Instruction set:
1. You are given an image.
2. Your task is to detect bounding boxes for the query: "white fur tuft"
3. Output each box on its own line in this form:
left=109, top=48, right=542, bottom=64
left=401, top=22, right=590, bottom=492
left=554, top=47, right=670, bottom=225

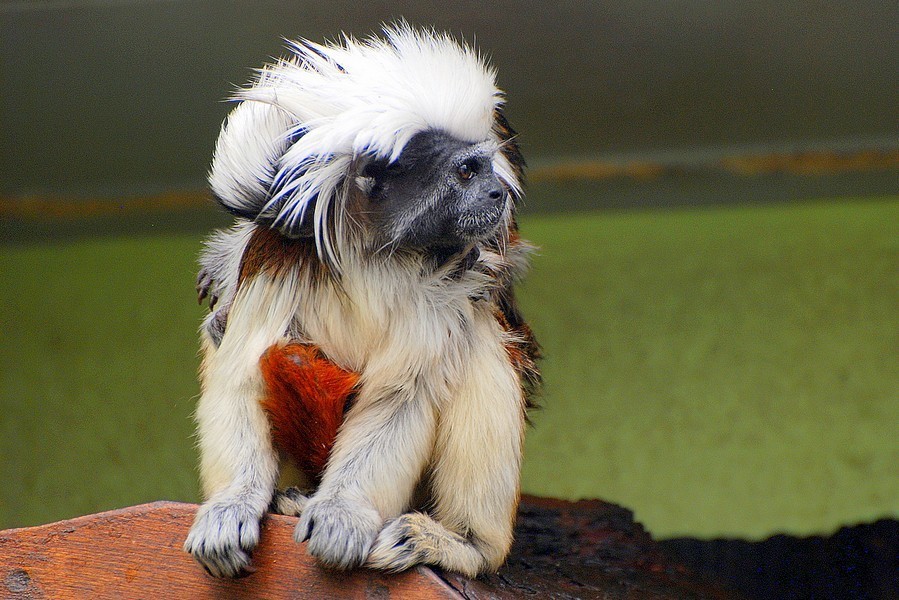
left=208, top=24, right=515, bottom=272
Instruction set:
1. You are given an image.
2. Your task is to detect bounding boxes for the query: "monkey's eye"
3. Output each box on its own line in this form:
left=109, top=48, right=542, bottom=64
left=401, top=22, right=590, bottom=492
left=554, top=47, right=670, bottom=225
left=457, top=160, right=478, bottom=181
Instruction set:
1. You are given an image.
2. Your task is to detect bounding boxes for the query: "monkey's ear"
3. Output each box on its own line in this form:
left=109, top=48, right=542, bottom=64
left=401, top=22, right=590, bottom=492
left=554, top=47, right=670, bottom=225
left=355, top=158, right=390, bottom=199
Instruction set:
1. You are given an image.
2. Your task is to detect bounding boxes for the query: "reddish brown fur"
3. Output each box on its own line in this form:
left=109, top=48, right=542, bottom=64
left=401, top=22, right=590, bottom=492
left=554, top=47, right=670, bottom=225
left=259, top=344, right=359, bottom=481
left=239, top=226, right=324, bottom=286
left=492, top=108, right=525, bottom=185
left=495, top=307, right=541, bottom=410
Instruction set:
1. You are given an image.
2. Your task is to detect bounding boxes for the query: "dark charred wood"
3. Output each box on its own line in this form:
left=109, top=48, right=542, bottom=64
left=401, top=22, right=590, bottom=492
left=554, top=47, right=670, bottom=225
left=659, top=519, right=899, bottom=600
left=0, top=496, right=744, bottom=599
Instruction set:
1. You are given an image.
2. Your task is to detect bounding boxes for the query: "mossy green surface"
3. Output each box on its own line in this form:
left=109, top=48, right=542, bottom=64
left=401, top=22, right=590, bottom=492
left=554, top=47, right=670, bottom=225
left=1, top=235, right=205, bottom=528
left=2, top=198, right=897, bottom=538
left=517, top=198, right=898, bottom=538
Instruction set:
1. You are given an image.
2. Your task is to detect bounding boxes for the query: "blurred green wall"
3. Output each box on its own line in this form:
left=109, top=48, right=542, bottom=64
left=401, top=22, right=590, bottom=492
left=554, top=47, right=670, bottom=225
left=1, top=1, right=896, bottom=199
left=2, top=199, right=897, bottom=536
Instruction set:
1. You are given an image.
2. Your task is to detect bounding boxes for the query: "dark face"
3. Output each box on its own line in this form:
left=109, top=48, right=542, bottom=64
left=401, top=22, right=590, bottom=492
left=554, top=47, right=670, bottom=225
left=359, top=129, right=508, bottom=260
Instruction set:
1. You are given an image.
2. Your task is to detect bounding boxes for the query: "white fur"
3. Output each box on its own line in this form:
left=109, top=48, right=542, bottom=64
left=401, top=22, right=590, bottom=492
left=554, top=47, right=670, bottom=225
left=187, top=24, right=532, bottom=579
left=184, top=272, right=298, bottom=575
left=208, top=102, right=294, bottom=216
left=290, top=238, right=526, bottom=575
left=207, top=24, right=521, bottom=271
left=364, top=296, right=525, bottom=575
left=187, top=226, right=528, bottom=576
left=294, top=240, right=525, bottom=575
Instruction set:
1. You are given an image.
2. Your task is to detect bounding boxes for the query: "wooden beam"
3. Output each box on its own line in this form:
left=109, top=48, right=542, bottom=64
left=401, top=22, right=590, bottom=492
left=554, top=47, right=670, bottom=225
left=0, top=497, right=738, bottom=599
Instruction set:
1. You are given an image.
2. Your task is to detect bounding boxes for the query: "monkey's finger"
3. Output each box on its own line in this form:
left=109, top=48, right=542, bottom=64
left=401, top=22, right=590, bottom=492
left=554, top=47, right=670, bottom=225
left=295, top=516, right=314, bottom=543
left=236, top=518, right=261, bottom=551
left=234, top=563, right=257, bottom=578
left=200, top=547, right=253, bottom=578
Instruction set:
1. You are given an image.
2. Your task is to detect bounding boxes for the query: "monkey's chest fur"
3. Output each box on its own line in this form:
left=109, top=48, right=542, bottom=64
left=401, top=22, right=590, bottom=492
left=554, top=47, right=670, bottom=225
left=242, top=226, right=514, bottom=483
left=259, top=343, right=357, bottom=481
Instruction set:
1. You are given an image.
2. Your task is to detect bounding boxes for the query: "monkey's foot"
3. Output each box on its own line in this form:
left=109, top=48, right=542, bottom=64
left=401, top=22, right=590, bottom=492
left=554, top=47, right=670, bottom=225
left=270, top=486, right=309, bottom=516
left=294, top=495, right=381, bottom=570
left=184, top=499, right=264, bottom=577
left=366, top=512, right=487, bottom=577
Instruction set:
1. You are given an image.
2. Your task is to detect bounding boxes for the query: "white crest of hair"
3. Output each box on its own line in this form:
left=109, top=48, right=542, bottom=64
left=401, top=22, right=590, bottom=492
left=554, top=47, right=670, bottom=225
left=250, top=24, right=500, bottom=157
left=207, top=100, right=294, bottom=217
left=208, top=22, right=517, bottom=273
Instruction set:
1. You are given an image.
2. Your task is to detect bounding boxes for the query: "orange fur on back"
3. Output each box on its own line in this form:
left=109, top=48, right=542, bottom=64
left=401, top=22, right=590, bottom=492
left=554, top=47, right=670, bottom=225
left=259, top=343, right=359, bottom=480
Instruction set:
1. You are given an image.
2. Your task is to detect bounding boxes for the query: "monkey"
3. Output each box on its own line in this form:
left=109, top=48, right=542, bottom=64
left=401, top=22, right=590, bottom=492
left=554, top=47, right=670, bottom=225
left=183, top=24, right=540, bottom=579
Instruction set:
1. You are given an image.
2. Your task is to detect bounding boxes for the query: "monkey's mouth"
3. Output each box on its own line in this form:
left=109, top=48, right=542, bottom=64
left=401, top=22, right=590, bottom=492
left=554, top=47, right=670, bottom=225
left=456, top=198, right=507, bottom=241
left=394, top=194, right=508, bottom=259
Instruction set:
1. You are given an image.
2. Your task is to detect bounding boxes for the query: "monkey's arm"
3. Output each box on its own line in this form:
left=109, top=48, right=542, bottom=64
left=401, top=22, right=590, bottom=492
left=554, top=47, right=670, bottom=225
left=367, top=310, right=526, bottom=576
left=295, top=356, right=438, bottom=570
left=184, top=272, right=298, bottom=577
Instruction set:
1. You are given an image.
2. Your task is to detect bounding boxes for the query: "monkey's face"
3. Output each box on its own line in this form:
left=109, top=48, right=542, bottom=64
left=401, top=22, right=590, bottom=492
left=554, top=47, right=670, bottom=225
left=357, top=129, right=508, bottom=261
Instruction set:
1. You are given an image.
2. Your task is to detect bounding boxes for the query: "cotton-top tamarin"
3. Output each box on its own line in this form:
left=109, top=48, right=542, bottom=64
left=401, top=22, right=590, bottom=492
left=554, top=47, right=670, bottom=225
left=184, top=24, right=540, bottom=578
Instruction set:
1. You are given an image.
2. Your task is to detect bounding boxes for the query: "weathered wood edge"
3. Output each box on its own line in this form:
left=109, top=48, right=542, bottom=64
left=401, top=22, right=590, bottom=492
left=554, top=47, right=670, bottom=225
left=0, top=501, right=458, bottom=599
left=0, top=497, right=741, bottom=600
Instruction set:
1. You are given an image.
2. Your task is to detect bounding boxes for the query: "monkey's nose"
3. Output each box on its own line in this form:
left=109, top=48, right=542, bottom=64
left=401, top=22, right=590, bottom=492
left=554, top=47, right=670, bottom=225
left=487, top=186, right=503, bottom=200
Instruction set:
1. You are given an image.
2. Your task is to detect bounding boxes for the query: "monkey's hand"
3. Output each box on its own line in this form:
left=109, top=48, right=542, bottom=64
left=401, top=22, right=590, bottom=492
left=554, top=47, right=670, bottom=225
left=294, top=494, right=382, bottom=570
left=196, top=267, right=218, bottom=308
left=183, top=498, right=264, bottom=577
left=366, top=512, right=487, bottom=577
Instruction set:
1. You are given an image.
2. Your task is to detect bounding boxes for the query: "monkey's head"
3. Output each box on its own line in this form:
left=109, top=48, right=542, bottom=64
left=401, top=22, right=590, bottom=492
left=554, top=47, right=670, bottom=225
left=356, top=129, right=509, bottom=261
left=208, top=23, right=524, bottom=273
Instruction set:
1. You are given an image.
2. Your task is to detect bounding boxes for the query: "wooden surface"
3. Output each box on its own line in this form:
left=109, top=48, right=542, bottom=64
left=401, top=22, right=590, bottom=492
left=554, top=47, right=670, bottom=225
left=0, top=502, right=453, bottom=599
left=453, top=496, right=737, bottom=599
left=0, top=496, right=737, bottom=599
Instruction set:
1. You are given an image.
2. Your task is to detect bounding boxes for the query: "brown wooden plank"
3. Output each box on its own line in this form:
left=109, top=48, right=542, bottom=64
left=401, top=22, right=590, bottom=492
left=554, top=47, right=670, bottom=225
left=440, top=496, right=741, bottom=600
left=0, top=497, right=741, bottom=599
left=0, top=501, right=458, bottom=599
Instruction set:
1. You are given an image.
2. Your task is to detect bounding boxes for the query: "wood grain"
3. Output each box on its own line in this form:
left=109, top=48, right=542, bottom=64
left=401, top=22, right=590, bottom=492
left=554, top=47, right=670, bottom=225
left=0, top=497, right=739, bottom=599
left=0, top=501, right=455, bottom=599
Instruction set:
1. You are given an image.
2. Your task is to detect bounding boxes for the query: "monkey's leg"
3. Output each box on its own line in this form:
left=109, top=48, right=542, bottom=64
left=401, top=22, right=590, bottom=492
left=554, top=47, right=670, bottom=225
left=184, top=273, right=298, bottom=577
left=367, top=318, right=526, bottom=577
left=295, top=378, right=438, bottom=570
